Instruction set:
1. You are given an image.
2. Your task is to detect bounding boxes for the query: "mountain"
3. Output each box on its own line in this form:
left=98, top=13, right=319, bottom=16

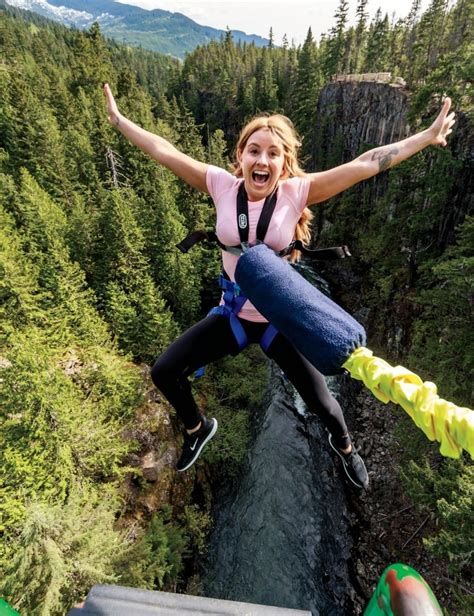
left=3, top=0, right=269, bottom=58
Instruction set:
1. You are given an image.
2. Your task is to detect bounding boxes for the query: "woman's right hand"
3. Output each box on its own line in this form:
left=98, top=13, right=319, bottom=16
left=103, top=83, right=121, bottom=127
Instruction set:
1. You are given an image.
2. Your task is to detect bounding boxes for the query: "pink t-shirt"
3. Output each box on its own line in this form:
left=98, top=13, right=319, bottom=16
left=206, top=165, right=311, bottom=322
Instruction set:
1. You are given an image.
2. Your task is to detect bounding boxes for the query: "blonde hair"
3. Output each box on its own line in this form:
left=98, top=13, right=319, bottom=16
left=233, top=114, right=313, bottom=262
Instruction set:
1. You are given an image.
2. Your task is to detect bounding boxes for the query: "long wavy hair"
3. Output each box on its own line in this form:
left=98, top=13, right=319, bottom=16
left=233, top=114, right=312, bottom=262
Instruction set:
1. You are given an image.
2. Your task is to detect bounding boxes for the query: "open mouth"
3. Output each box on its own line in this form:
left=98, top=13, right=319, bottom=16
left=252, top=170, right=270, bottom=186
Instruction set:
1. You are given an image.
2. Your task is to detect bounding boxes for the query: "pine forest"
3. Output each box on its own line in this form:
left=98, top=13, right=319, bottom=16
left=0, top=0, right=472, bottom=614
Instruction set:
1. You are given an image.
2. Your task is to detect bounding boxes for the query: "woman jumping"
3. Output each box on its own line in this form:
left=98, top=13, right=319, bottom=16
left=104, top=83, right=455, bottom=489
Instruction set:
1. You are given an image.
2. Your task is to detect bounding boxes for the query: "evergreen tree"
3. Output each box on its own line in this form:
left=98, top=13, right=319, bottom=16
left=411, top=0, right=450, bottom=80
left=70, top=24, right=113, bottom=96
left=353, top=0, right=369, bottom=72
left=324, top=0, right=350, bottom=77
left=2, top=486, right=127, bottom=615
left=409, top=215, right=474, bottom=402
left=364, top=10, right=391, bottom=72
left=162, top=96, right=210, bottom=230
left=341, top=27, right=356, bottom=74
left=237, top=76, right=257, bottom=121
left=447, top=0, right=472, bottom=49
left=131, top=167, right=206, bottom=326
left=402, top=454, right=473, bottom=616
left=273, top=40, right=294, bottom=111
left=401, top=0, right=422, bottom=81
left=0, top=198, right=47, bottom=339
left=119, top=506, right=189, bottom=591
left=29, top=107, right=77, bottom=207
left=1, top=70, right=41, bottom=178
left=12, top=170, right=110, bottom=347
left=292, top=28, right=322, bottom=166
left=96, top=188, right=177, bottom=360
left=255, top=48, right=279, bottom=111
left=268, top=27, right=274, bottom=50
left=388, top=16, right=406, bottom=75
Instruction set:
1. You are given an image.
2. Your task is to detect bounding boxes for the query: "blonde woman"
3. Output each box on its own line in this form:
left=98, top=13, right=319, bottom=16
left=104, top=84, right=455, bottom=487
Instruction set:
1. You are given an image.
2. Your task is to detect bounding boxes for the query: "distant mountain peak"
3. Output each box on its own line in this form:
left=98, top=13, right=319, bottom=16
left=4, top=0, right=269, bottom=58
left=5, top=1, right=94, bottom=24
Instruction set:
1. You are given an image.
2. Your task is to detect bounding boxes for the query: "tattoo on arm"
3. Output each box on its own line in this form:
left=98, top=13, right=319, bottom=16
left=371, top=148, right=399, bottom=172
left=114, top=116, right=120, bottom=128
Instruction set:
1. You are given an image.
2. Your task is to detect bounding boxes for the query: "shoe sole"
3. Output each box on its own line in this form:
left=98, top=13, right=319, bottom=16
left=177, top=418, right=218, bottom=472
left=328, top=433, right=365, bottom=489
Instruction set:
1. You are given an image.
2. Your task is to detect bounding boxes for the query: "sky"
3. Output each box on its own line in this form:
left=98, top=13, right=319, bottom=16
left=117, top=0, right=430, bottom=46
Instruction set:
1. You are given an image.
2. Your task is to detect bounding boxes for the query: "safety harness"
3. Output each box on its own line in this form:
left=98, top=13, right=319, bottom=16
left=177, top=181, right=351, bottom=370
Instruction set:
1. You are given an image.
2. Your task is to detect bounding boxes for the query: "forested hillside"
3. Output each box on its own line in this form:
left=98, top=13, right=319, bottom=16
left=0, top=0, right=472, bottom=614
left=4, top=0, right=269, bottom=58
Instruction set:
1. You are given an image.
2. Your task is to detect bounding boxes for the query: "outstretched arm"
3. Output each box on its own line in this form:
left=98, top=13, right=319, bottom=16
left=306, top=98, right=456, bottom=205
left=104, top=83, right=209, bottom=193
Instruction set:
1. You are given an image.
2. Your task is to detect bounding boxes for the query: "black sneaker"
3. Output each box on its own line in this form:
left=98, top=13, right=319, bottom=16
left=328, top=434, right=369, bottom=489
left=176, top=417, right=218, bottom=472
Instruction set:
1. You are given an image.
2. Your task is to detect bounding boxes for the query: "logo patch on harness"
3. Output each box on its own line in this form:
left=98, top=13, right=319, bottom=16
left=238, top=214, right=248, bottom=229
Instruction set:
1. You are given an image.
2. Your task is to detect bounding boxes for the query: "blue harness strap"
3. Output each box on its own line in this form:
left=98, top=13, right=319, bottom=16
left=209, top=275, right=249, bottom=351
left=194, top=276, right=249, bottom=378
left=194, top=275, right=279, bottom=378
left=259, top=323, right=279, bottom=352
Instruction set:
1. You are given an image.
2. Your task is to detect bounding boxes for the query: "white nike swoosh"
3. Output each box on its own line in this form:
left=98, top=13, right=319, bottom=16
left=190, top=438, right=199, bottom=451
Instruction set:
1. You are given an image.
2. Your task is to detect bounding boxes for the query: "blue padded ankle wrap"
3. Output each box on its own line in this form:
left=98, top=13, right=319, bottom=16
left=234, top=244, right=366, bottom=375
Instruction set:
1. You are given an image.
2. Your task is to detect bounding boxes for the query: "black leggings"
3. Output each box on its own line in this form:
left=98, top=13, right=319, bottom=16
left=151, top=314, right=351, bottom=450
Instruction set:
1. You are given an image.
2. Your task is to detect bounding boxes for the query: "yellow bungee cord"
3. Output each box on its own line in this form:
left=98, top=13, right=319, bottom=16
left=343, top=347, right=473, bottom=459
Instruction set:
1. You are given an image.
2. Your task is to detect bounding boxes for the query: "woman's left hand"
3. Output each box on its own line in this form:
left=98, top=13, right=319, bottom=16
left=428, top=97, right=456, bottom=147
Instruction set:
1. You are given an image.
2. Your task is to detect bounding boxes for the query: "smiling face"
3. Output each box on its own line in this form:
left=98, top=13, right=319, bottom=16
left=237, top=128, right=286, bottom=201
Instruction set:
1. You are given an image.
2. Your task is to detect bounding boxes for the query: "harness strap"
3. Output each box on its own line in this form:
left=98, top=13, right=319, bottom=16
left=194, top=277, right=279, bottom=377
left=194, top=276, right=248, bottom=378
left=176, top=230, right=226, bottom=253
left=259, top=323, right=279, bottom=352
left=279, top=241, right=352, bottom=260
left=237, top=182, right=278, bottom=248
left=211, top=275, right=249, bottom=351
left=177, top=231, right=350, bottom=261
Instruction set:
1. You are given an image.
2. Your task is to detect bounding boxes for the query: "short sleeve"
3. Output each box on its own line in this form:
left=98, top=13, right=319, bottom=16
left=206, top=165, right=237, bottom=203
left=282, top=175, right=311, bottom=214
